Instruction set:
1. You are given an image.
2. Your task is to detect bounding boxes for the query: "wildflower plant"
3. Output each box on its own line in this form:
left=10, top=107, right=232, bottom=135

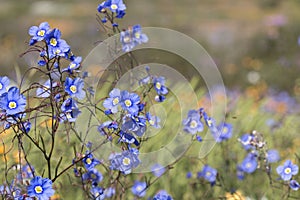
left=0, top=0, right=299, bottom=199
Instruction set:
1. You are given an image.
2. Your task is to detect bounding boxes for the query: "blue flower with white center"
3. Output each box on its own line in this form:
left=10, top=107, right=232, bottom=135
left=83, top=151, right=101, bottom=170
left=120, top=90, right=140, bottom=115
left=0, top=87, right=26, bottom=115
left=27, top=176, right=55, bottom=200
left=65, top=56, right=82, bottom=73
left=90, top=187, right=104, bottom=199
left=155, top=95, right=166, bottom=102
left=146, top=112, right=161, bottom=128
left=151, top=163, right=165, bottom=177
left=182, top=110, right=203, bottom=134
left=110, top=0, right=126, bottom=12
left=198, top=165, right=217, bottom=184
left=109, top=150, right=140, bottom=174
left=153, top=76, right=168, bottom=96
left=82, top=168, right=103, bottom=186
left=212, top=123, right=232, bottom=142
left=239, top=153, right=258, bottom=174
left=64, top=77, right=86, bottom=100
left=98, top=121, right=118, bottom=136
left=131, top=181, right=147, bottom=197
left=266, top=149, right=280, bottom=163
left=60, top=98, right=81, bottom=122
left=36, top=79, right=58, bottom=98
left=203, top=112, right=216, bottom=129
left=28, top=22, right=50, bottom=43
left=290, top=180, right=300, bottom=191
left=276, top=160, right=299, bottom=181
left=103, top=88, right=121, bottom=113
left=45, top=28, right=70, bottom=58
left=0, top=76, right=9, bottom=95
left=153, top=190, right=173, bottom=200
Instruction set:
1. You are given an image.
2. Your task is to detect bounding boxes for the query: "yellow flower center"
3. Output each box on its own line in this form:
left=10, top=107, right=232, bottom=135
left=222, top=127, right=228, bottom=133
left=285, top=167, right=291, bottom=174
left=8, top=101, right=17, bottom=109
left=136, top=185, right=143, bottom=191
left=155, top=82, right=161, bottom=90
left=55, top=49, right=61, bottom=54
left=69, top=63, right=76, bottom=69
left=70, top=85, right=77, bottom=93
left=86, top=158, right=92, bottom=165
left=0, top=83, right=2, bottom=90
left=125, top=99, right=132, bottom=107
left=50, top=38, right=57, bottom=46
left=207, top=119, right=212, bottom=127
left=206, top=171, right=211, bottom=177
left=111, top=4, right=118, bottom=10
left=112, top=97, right=119, bottom=105
left=122, top=157, right=131, bottom=166
left=135, top=32, right=140, bottom=39
left=149, top=119, right=155, bottom=125
left=123, top=36, right=131, bottom=43
left=34, top=185, right=43, bottom=194
left=246, top=162, right=252, bottom=169
left=37, top=30, right=45, bottom=37
left=190, top=120, right=197, bottom=128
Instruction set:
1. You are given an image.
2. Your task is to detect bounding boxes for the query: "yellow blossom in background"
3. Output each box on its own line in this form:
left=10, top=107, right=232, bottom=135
left=225, top=191, right=246, bottom=200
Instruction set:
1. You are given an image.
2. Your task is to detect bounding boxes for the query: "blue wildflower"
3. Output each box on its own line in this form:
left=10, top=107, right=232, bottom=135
left=82, top=168, right=103, bottom=186
left=20, top=121, right=31, bottom=133
left=120, top=25, right=148, bottom=52
left=290, top=180, right=300, bottom=191
left=65, top=56, right=82, bottom=73
left=109, top=150, right=140, bottom=174
left=103, top=187, right=115, bottom=198
left=64, top=77, right=86, bottom=100
left=239, top=153, right=257, bottom=174
left=153, top=76, right=168, bottom=96
left=266, top=149, right=280, bottom=163
left=45, top=28, right=70, bottom=58
left=109, top=0, right=126, bottom=13
left=186, top=172, right=192, bottom=179
left=198, top=165, right=217, bottom=184
left=27, top=176, right=55, bottom=200
left=196, top=135, right=202, bottom=142
left=83, top=151, right=101, bottom=170
left=0, top=87, right=26, bottom=115
left=276, top=160, right=299, bottom=181
left=28, top=22, right=50, bottom=43
left=60, top=98, right=81, bottom=122
left=122, top=115, right=146, bottom=137
left=182, top=110, right=203, bottom=134
left=120, top=90, right=140, bottom=115
left=131, top=181, right=147, bottom=197
left=119, top=131, right=140, bottom=146
left=146, top=112, right=161, bottom=128
left=0, top=76, right=10, bottom=95
left=203, top=112, right=216, bottom=129
left=155, top=95, right=166, bottom=102
left=212, top=123, right=232, bottom=142
left=103, top=88, right=121, bottom=113
left=151, top=163, right=165, bottom=177
left=153, top=190, right=173, bottom=200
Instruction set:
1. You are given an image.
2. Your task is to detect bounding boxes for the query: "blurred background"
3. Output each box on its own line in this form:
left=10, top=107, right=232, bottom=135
left=1, top=0, right=300, bottom=92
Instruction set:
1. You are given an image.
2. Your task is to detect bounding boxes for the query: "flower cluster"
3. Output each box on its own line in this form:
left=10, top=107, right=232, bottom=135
left=277, top=160, right=300, bottom=191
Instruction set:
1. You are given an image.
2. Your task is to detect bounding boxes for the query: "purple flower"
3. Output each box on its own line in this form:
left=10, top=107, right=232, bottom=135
left=151, top=163, right=165, bottom=177
left=45, top=28, right=70, bottom=58
left=290, top=180, right=300, bottom=191
left=212, top=123, right=232, bottom=142
left=239, top=153, right=257, bottom=174
left=120, top=90, right=140, bottom=115
left=0, top=87, right=26, bottom=115
left=153, top=190, right=173, bottom=200
left=0, top=76, right=10, bottom=95
left=266, top=149, right=280, bottom=163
